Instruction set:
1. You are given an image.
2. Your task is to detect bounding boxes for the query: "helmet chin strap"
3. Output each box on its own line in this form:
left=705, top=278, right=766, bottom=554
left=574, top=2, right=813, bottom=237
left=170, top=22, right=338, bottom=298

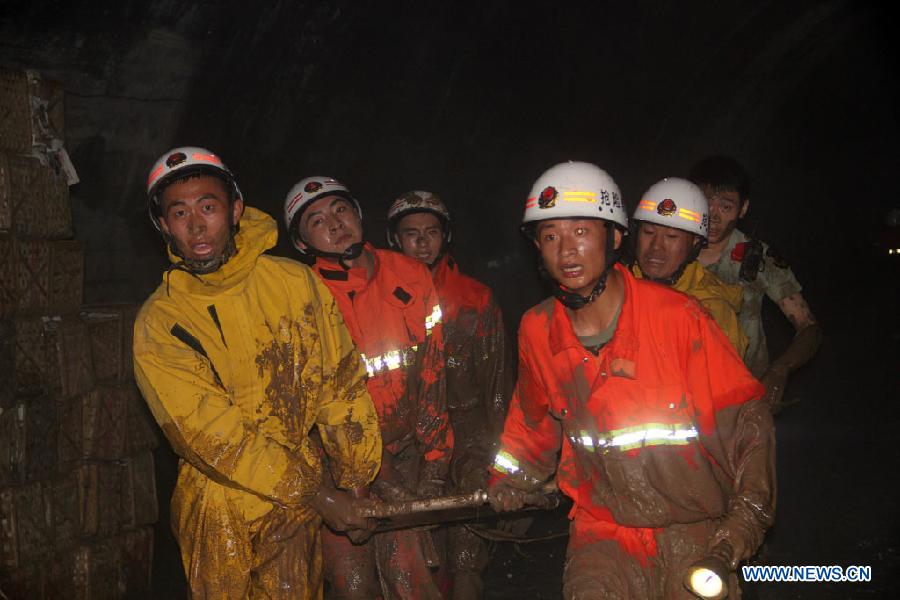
left=547, top=222, right=621, bottom=311
left=164, top=219, right=240, bottom=276
left=553, top=269, right=610, bottom=309
left=298, top=240, right=366, bottom=270
left=641, top=240, right=703, bottom=287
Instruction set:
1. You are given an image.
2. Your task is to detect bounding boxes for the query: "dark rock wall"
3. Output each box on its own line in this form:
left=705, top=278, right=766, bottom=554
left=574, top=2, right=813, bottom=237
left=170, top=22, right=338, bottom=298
left=1, top=0, right=895, bottom=326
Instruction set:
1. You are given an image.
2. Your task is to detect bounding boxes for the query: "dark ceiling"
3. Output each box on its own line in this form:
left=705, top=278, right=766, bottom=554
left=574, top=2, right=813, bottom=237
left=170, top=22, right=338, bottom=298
left=1, top=0, right=896, bottom=322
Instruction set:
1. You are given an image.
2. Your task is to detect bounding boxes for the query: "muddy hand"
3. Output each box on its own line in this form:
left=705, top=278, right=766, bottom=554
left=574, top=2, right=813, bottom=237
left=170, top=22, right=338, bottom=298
left=487, top=481, right=531, bottom=512
left=313, top=484, right=375, bottom=538
left=760, top=365, right=788, bottom=414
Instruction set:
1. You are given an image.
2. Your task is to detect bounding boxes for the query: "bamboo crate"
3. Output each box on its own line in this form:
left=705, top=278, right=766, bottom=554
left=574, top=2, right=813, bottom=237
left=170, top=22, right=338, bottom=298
left=0, top=481, right=53, bottom=570
left=0, top=402, right=22, bottom=485
left=0, top=561, right=44, bottom=599
left=49, top=471, right=81, bottom=552
left=13, top=238, right=83, bottom=315
left=81, top=309, right=123, bottom=383
left=12, top=315, right=95, bottom=398
left=121, top=451, right=158, bottom=528
left=11, top=315, right=55, bottom=397
left=0, top=320, right=12, bottom=409
left=72, top=537, right=123, bottom=600
left=83, top=303, right=140, bottom=381
left=0, top=152, right=71, bottom=238
left=0, top=68, right=65, bottom=154
left=77, top=461, right=126, bottom=538
left=0, top=237, right=15, bottom=320
left=124, top=382, right=159, bottom=455
left=121, top=526, right=154, bottom=594
left=20, top=395, right=58, bottom=482
left=58, top=385, right=127, bottom=464
left=0, top=396, right=58, bottom=484
left=49, top=315, right=95, bottom=399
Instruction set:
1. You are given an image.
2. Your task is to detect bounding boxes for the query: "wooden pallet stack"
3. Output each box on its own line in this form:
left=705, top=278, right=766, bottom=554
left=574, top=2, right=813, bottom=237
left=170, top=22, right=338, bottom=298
left=0, top=68, right=159, bottom=599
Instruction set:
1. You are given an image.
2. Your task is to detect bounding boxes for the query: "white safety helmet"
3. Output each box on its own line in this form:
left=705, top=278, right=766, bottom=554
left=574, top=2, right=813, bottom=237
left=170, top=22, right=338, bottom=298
left=283, top=176, right=362, bottom=251
left=523, top=161, right=628, bottom=230
left=633, top=177, right=709, bottom=239
left=386, top=190, right=451, bottom=248
left=146, top=146, right=240, bottom=232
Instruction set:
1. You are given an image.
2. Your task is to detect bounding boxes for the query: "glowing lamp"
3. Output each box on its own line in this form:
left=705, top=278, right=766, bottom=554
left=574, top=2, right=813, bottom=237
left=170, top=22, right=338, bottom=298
left=684, top=556, right=729, bottom=599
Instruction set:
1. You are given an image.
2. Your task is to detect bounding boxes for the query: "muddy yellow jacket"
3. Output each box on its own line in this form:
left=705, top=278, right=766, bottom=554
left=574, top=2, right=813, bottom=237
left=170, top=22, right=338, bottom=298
left=633, top=261, right=749, bottom=357
left=134, top=207, right=381, bottom=522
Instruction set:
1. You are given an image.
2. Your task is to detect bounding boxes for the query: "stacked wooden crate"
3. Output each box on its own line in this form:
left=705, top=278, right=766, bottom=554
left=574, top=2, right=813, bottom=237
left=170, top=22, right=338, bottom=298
left=0, top=68, right=159, bottom=599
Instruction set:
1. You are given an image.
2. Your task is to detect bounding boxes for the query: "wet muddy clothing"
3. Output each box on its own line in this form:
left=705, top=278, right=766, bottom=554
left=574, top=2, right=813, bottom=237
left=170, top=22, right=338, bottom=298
left=312, top=243, right=451, bottom=600
left=563, top=509, right=741, bottom=599
left=134, top=207, right=381, bottom=599
left=704, top=228, right=803, bottom=377
left=632, top=260, right=749, bottom=357
left=432, top=255, right=510, bottom=492
left=492, top=264, right=775, bottom=589
left=431, top=255, right=512, bottom=599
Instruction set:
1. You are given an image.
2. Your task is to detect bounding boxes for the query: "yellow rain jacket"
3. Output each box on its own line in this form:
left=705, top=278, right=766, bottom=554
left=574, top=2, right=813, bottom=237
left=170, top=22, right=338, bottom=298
left=134, top=207, right=381, bottom=598
left=633, top=261, right=749, bottom=357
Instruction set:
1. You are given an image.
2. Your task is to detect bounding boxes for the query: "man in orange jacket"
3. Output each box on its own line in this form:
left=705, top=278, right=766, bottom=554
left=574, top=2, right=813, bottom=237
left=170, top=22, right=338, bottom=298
left=488, top=162, right=776, bottom=598
left=284, top=177, right=453, bottom=600
left=387, top=191, right=512, bottom=599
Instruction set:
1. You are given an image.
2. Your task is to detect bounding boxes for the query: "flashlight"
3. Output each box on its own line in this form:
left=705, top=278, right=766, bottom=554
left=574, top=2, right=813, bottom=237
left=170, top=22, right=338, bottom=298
left=684, top=555, right=729, bottom=599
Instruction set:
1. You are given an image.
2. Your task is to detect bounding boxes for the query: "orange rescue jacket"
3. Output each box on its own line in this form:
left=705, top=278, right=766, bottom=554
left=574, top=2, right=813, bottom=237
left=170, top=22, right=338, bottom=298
left=493, top=264, right=774, bottom=560
left=313, top=243, right=453, bottom=470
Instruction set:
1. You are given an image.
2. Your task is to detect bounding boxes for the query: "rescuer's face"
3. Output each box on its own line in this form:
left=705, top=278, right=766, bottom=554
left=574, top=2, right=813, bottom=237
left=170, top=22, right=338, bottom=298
left=635, top=221, right=699, bottom=280
left=703, top=186, right=748, bottom=245
left=159, top=175, right=242, bottom=262
left=299, top=195, right=363, bottom=254
left=534, top=218, right=621, bottom=296
left=396, top=212, right=443, bottom=266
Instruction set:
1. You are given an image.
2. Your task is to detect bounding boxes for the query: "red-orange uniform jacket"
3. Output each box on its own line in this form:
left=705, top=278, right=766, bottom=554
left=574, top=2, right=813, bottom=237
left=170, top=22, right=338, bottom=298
left=313, top=243, right=453, bottom=474
left=493, top=263, right=775, bottom=564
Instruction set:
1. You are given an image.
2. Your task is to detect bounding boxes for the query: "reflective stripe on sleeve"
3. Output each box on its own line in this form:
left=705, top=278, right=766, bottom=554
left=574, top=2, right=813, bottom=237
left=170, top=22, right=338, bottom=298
left=492, top=450, right=521, bottom=475
left=425, top=304, right=443, bottom=335
left=569, top=423, right=699, bottom=452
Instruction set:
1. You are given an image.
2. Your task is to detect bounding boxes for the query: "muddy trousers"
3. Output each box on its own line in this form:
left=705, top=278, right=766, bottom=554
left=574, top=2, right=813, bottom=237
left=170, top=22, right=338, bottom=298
left=172, top=479, right=323, bottom=599
left=322, top=525, right=444, bottom=600
left=444, top=524, right=490, bottom=599
left=562, top=515, right=740, bottom=600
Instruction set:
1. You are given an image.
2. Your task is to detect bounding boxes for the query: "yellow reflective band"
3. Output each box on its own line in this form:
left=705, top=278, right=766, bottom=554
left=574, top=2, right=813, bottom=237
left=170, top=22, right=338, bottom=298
left=677, top=208, right=701, bottom=223
left=638, top=199, right=657, bottom=211
left=569, top=423, right=698, bottom=452
left=563, top=190, right=598, bottom=203
left=424, top=304, right=443, bottom=335
left=360, top=345, right=418, bottom=377
left=492, top=450, right=520, bottom=475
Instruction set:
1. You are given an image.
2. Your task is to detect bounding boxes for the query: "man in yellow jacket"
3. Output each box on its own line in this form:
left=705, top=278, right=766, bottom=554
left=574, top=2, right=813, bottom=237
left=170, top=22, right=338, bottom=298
left=134, top=147, right=382, bottom=599
left=629, top=177, right=748, bottom=356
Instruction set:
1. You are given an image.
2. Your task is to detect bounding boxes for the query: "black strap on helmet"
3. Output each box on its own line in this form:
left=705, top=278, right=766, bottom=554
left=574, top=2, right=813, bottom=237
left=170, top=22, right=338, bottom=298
left=296, top=241, right=366, bottom=270
left=546, top=221, right=622, bottom=310
left=628, top=220, right=706, bottom=286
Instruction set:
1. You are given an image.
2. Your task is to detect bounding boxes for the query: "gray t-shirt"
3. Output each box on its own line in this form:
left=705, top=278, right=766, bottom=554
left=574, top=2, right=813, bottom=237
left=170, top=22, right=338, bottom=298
left=704, top=228, right=802, bottom=377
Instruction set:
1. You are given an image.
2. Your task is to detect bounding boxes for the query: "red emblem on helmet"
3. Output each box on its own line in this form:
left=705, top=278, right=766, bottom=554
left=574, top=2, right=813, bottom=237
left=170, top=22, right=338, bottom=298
left=538, top=186, right=558, bottom=209
left=304, top=181, right=323, bottom=193
left=165, top=152, right=187, bottom=168
left=657, top=198, right=677, bottom=216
